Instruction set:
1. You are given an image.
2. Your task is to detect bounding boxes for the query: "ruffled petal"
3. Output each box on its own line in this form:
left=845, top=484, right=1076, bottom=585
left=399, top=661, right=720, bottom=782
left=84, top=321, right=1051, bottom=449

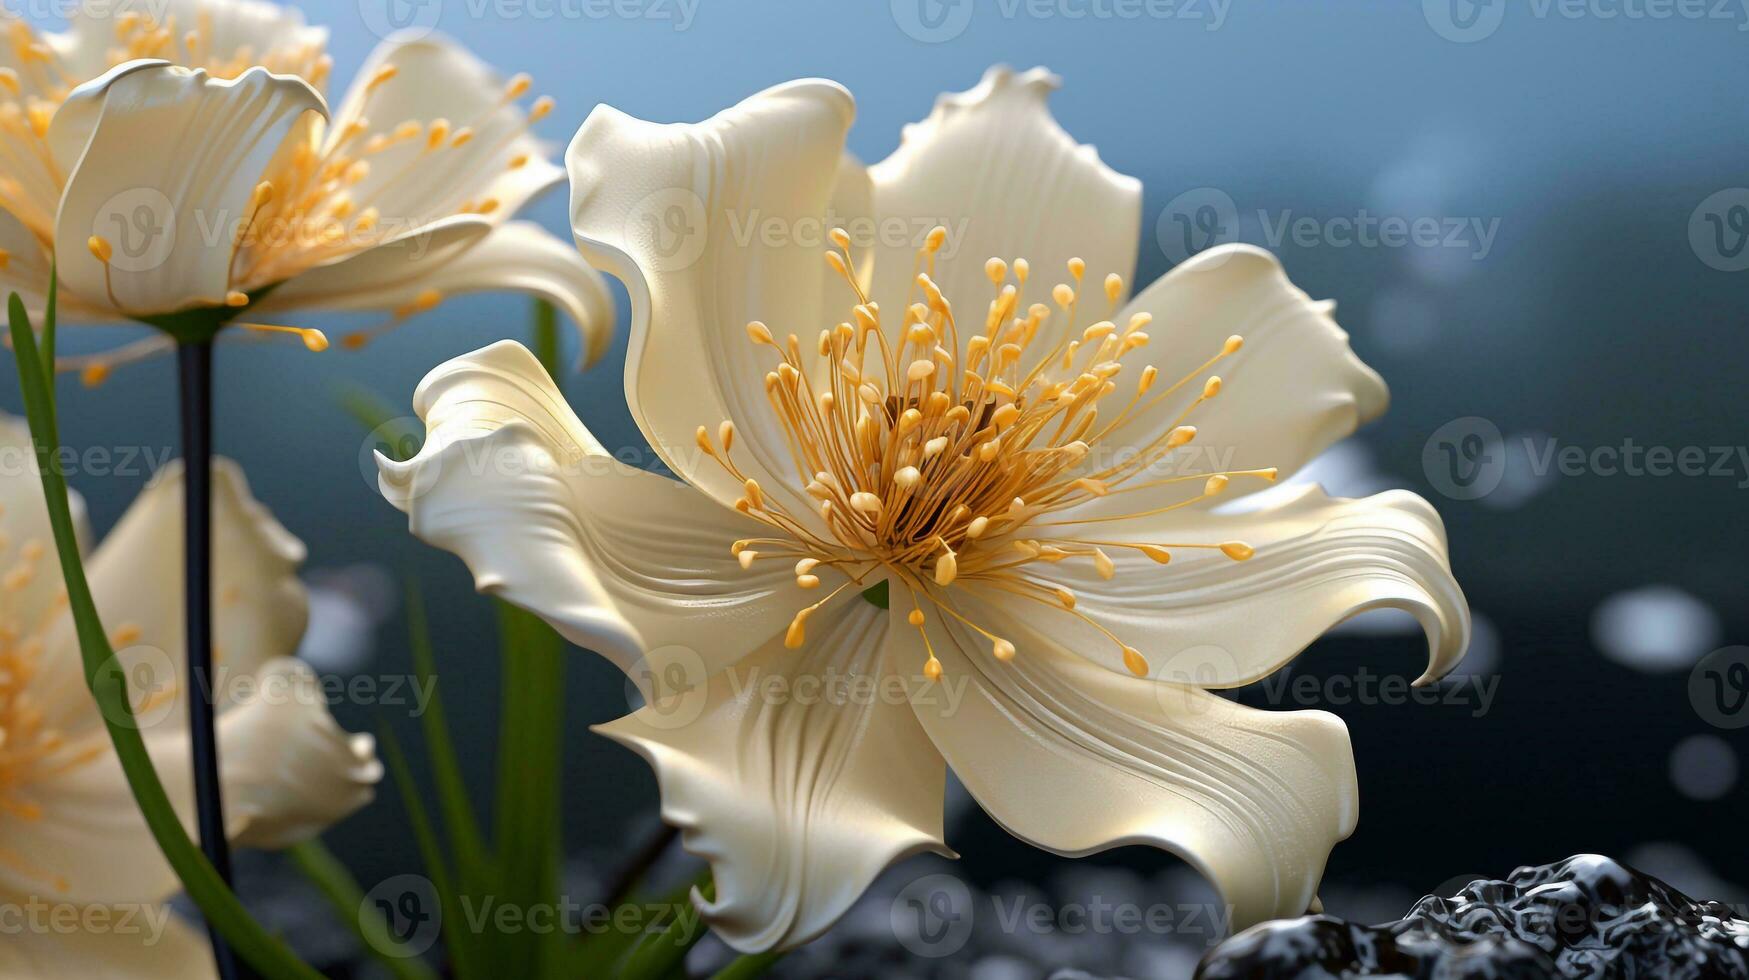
left=596, top=597, right=948, bottom=952
left=1067, top=245, right=1388, bottom=521
left=58, top=0, right=328, bottom=85
left=378, top=340, right=821, bottom=685
left=29, top=458, right=307, bottom=738
left=567, top=79, right=855, bottom=517
left=866, top=66, right=1141, bottom=340
left=0, top=660, right=378, bottom=905
left=890, top=598, right=1356, bottom=931
left=1006, top=486, right=1469, bottom=686
left=50, top=61, right=327, bottom=316
left=264, top=221, right=614, bottom=367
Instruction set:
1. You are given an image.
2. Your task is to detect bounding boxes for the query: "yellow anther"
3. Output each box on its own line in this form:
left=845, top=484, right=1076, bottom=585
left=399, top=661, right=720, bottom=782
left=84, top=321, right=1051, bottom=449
left=1054, top=587, right=1077, bottom=610
left=509, top=153, right=530, bottom=169
left=0, top=249, right=10, bottom=270
left=824, top=250, right=850, bottom=279
left=1220, top=541, right=1255, bottom=561
left=505, top=72, right=532, bottom=99
left=1068, top=257, right=1085, bottom=280
left=908, top=608, right=926, bottom=627
left=1140, top=545, right=1172, bottom=564
left=923, top=656, right=943, bottom=681
left=992, top=637, right=1016, bottom=662
left=934, top=551, right=957, bottom=587
left=695, top=425, right=715, bottom=458
left=746, top=320, right=774, bottom=345
left=895, top=466, right=922, bottom=489
left=1052, top=283, right=1075, bottom=308
left=907, top=359, right=936, bottom=382
left=1202, top=376, right=1223, bottom=399
left=111, top=624, right=142, bottom=646
left=718, top=420, right=736, bottom=452
left=1137, top=365, right=1158, bottom=394
left=225, top=291, right=249, bottom=307
left=1104, top=273, right=1123, bottom=305
left=850, top=492, right=882, bottom=516
left=426, top=119, right=451, bottom=148
left=250, top=181, right=275, bottom=207
left=87, top=236, right=113, bottom=264
left=785, top=607, right=811, bottom=648
left=529, top=96, right=555, bottom=121
left=796, top=558, right=820, bottom=576
left=925, top=226, right=947, bottom=252
left=738, top=549, right=759, bottom=569
left=796, top=574, right=820, bottom=589
left=1223, top=334, right=1244, bottom=354
left=1122, top=646, right=1150, bottom=677
left=1204, top=474, right=1230, bottom=496
left=1166, top=426, right=1197, bottom=449
left=965, top=516, right=989, bottom=539
left=451, top=127, right=475, bottom=148
left=743, top=479, right=764, bottom=510
left=77, top=363, right=108, bottom=387
left=1013, top=257, right=1030, bottom=282
left=1093, top=548, right=1115, bottom=580
left=0, top=68, right=18, bottom=94
left=985, top=257, right=1007, bottom=283
left=367, top=65, right=398, bottom=89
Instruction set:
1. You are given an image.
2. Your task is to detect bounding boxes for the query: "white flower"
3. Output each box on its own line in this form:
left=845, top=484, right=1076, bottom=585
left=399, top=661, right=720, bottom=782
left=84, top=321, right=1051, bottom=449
left=0, top=413, right=380, bottom=976
left=0, top=0, right=611, bottom=370
left=379, top=67, right=1470, bottom=952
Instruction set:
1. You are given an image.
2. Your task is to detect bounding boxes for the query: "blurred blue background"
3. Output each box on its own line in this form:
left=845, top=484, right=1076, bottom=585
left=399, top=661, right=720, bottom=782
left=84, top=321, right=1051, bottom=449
left=11, top=1, right=1749, bottom=975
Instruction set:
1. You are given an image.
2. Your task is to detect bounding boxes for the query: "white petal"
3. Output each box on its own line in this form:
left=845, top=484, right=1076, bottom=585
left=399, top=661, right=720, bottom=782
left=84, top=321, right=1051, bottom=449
left=329, top=34, right=559, bottom=231
left=50, top=61, right=327, bottom=316
left=30, top=458, right=307, bottom=739
left=214, top=657, right=383, bottom=849
left=263, top=221, right=614, bottom=367
left=1013, top=486, right=1468, bottom=686
left=867, top=66, right=1141, bottom=334
left=251, top=213, right=489, bottom=308
left=377, top=340, right=821, bottom=686
left=0, top=211, right=52, bottom=311
left=0, top=412, right=90, bottom=636
left=1, top=658, right=376, bottom=905
left=0, top=908, right=216, bottom=980
left=567, top=79, right=855, bottom=517
left=595, top=597, right=948, bottom=952
left=890, top=599, right=1355, bottom=930
left=1071, top=245, right=1388, bottom=520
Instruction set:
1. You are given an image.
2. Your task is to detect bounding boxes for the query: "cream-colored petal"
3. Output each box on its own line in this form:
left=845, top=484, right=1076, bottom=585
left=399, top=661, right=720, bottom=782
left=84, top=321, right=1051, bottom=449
left=0, top=211, right=52, bottom=311
left=0, top=413, right=89, bottom=640
left=0, top=658, right=374, bottom=905
left=890, top=599, right=1355, bottom=930
left=250, top=213, right=489, bottom=309
left=567, top=79, right=855, bottom=518
left=1007, top=486, right=1468, bottom=686
left=866, top=66, right=1141, bottom=340
left=1067, top=245, right=1388, bottom=521
left=264, top=221, right=614, bottom=367
left=50, top=61, right=327, bottom=316
left=595, top=597, right=949, bottom=953
left=58, top=0, right=328, bottom=85
left=0, top=906, right=215, bottom=980
left=30, top=458, right=307, bottom=739
left=378, top=341, right=822, bottom=686
left=213, top=657, right=382, bottom=849
left=327, top=34, right=559, bottom=233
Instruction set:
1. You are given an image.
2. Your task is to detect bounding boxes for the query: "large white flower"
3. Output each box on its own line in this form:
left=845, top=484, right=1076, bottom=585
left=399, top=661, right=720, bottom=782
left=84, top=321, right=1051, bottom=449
left=0, top=0, right=610, bottom=371
left=379, top=67, right=1470, bottom=952
left=0, top=414, right=380, bottom=976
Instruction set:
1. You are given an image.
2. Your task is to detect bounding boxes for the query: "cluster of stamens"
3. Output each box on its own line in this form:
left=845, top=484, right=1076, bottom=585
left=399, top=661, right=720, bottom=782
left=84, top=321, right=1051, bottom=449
left=695, top=227, right=1276, bottom=681
left=2, top=15, right=552, bottom=379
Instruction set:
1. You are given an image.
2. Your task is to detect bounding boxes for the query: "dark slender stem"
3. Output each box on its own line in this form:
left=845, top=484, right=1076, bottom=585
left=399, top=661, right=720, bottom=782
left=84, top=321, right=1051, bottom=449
left=599, top=822, right=679, bottom=911
left=177, top=341, right=241, bottom=980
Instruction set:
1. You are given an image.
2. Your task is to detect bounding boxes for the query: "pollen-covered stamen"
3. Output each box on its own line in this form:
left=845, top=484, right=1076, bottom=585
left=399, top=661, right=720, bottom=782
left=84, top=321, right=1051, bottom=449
left=708, top=229, right=1273, bottom=676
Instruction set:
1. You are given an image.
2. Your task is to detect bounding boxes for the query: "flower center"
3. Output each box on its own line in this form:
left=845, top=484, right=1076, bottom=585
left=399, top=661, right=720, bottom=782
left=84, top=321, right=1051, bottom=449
left=697, top=227, right=1275, bottom=680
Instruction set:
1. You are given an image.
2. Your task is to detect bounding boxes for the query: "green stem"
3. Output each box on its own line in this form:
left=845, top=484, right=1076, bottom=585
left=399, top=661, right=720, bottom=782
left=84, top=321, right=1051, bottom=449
left=286, top=841, right=439, bottom=980
left=617, top=874, right=715, bottom=980
left=6, top=291, right=323, bottom=980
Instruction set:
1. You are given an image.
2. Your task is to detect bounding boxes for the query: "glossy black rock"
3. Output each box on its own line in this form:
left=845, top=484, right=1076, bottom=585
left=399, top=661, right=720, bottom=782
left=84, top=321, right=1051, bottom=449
left=1196, top=854, right=1749, bottom=979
